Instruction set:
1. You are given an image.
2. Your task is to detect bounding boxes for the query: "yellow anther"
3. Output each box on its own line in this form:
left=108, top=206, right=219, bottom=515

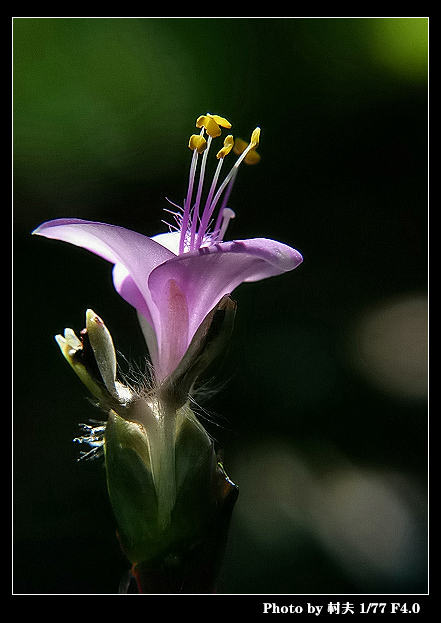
left=216, top=134, right=235, bottom=159
left=244, top=149, right=261, bottom=165
left=196, top=115, right=221, bottom=138
left=196, top=113, right=232, bottom=138
left=233, top=138, right=248, bottom=156
left=188, top=134, right=207, bottom=153
left=250, top=126, right=261, bottom=148
left=233, top=137, right=261, bottom=165
left=207, top=114, right=232, bottom=129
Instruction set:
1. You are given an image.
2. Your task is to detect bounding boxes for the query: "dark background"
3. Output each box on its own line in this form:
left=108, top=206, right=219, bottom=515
left=13, top=18, right=428, bottom=594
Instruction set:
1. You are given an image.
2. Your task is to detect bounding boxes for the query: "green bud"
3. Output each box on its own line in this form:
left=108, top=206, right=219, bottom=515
left=104, top=409, right=158, bottom=561
left=55, top=304, right=238, bottom=589
left=105, top=397, right=238, bottom=592
left=55, top=309, right=132, bottom=406
left=104, top=398, right=230, bottom=566
left=85, top=309, right=118, bottom=398
left=55, top=326, right=107, bottom=402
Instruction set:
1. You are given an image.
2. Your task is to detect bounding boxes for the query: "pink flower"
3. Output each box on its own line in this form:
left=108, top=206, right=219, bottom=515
left=33, top=114, right=303, bottom=382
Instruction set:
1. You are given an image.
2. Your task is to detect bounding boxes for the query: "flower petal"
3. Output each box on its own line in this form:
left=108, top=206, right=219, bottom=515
left=153, top=278, right=189, bottom=382
left=33, top=217, right=174, bottom=267
left=33, top=217, right=174, bottom=329
left=112, top=263, right=153, bottom=325
left=148, top=237, right=303, bottom=353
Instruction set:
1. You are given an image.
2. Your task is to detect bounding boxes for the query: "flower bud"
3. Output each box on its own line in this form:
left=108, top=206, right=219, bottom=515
left=103, top=398, right=237, bottom=568
left=55, top=310, right=132, bottom=407
left=55, top=304, right=238, bottom=590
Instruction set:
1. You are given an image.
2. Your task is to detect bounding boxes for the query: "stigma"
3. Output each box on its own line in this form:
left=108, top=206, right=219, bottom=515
left=174, top=114, right=260, bottom=256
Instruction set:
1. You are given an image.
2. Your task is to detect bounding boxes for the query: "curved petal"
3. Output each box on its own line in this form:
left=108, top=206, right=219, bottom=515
left=33, top=218, right=174, bottom=267
left=33, top=218, right=174, bottom=332
left=112, top=264, right=153, bottom=325
left=148, top=238, right=303, bottom=358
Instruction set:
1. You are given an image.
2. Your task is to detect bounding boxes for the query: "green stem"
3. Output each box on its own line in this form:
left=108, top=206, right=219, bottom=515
left=153, top=400, right=177, bottom=530
left=133, top=477, right=238, bottom=594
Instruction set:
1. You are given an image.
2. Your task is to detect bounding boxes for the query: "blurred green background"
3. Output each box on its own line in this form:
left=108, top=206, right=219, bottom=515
left=13, top=18, right=428, bottom=594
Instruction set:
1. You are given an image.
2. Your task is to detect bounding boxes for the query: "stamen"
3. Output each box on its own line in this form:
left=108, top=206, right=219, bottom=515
left=216, top=134, right=234, bottom=159
left=189, top=134, right=213, bottom=250
left=195, top=135, right=234, bottom=249
left=196, top=114, right=231, bottom=137
left=202, top=127, right=261, bottom=238
left=188, top=134, right=207, bottom=154
left=234, top=137, right=261, bottom=165
left=209, top=114, right=232, bottom=129
left=250, top=126, right=261, bottom=147
left=178, top=116, right=258, bottom=254
left=179, top=129, right=206, bottom=255
left=188, top=114, right=231, bottom=249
